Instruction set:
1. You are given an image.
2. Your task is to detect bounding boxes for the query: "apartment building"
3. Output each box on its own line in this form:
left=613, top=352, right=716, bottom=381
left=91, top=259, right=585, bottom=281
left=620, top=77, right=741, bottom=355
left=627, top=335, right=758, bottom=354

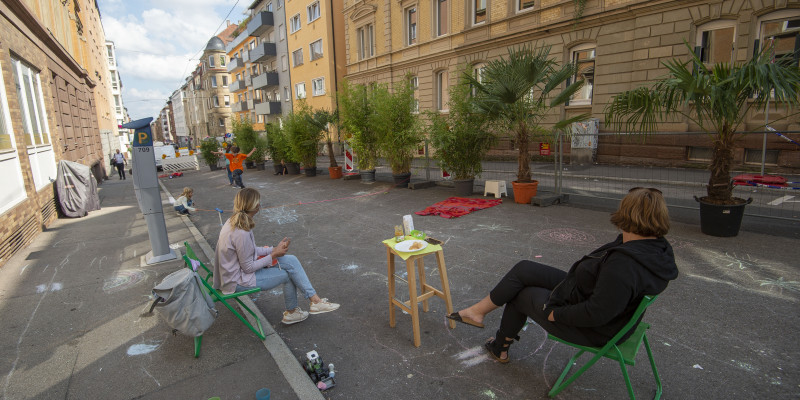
left=204, top=35, right=235, bottom=136
left=285, top=0, right=345, bottom=113
left=342, top=0, right=800, bottom=169
left=170, top=89, right=189, bottom=147
left=103, top=40, right=129, bottom=157
left=246, top=0, right=292, bottom=126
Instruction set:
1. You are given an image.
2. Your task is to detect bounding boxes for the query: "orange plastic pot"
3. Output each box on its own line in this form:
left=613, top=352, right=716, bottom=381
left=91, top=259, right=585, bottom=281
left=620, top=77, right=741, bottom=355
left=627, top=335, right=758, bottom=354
left=511, top=180, right=539, bottom=204
left=329, top=166, right=343, bottom=179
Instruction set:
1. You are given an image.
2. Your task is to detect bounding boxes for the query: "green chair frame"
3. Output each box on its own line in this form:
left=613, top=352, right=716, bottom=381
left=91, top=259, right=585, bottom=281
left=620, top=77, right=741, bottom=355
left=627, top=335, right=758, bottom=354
left=548, top=295, right=662, bottom=399
left=183, top=241, right=266, bottom=358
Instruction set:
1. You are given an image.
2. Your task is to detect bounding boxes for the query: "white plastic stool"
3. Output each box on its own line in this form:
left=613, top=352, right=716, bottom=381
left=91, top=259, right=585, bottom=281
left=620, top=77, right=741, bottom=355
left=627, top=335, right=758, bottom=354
left=484, top=180, right=507, bottom=198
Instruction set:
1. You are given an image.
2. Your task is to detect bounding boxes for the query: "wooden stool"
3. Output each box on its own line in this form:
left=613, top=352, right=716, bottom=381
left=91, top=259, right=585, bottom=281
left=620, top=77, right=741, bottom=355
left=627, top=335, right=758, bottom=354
left=383, top=238, right=456, bottom=347
left=484, top=180, right=507, bottom=198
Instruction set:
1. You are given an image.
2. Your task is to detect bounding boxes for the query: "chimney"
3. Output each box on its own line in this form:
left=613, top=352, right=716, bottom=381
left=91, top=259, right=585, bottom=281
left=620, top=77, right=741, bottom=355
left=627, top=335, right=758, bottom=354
left=226, top=20, right=231, bottom=27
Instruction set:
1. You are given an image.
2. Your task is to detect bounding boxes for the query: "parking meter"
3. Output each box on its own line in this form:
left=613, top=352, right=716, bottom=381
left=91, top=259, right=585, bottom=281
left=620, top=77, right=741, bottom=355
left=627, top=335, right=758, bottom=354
left=121, top=117, right=177, bottom=264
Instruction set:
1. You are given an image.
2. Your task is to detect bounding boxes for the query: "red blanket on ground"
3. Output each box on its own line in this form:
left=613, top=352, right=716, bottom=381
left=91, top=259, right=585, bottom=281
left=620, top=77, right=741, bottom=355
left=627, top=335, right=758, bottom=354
left=415, top=197, right=502, bottom=219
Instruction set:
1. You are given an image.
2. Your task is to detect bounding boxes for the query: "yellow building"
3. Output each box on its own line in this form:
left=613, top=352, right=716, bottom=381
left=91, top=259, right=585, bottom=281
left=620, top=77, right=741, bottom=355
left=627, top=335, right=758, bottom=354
left=284, top=0, right=346, bottom=113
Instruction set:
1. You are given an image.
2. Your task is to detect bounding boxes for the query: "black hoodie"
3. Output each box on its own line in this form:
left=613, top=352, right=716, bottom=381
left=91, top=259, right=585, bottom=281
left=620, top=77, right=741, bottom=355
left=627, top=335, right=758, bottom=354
left=544, top=234, right=679, bottom=346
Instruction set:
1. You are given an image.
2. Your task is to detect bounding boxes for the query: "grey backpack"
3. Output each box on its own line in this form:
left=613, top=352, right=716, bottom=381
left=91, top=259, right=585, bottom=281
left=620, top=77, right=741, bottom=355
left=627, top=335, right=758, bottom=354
left=149, top=268, right=218, bottom=337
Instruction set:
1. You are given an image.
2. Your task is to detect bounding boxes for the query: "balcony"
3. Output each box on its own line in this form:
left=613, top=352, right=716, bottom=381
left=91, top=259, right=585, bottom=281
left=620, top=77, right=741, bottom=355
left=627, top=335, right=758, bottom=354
left=247, top=11, right=275, bottom=37
left=255, top=100, right=281, bottom=115
left=250, top=42, right=277, bottom=63
left=252, top=71, right=279, bottom=89
left=231, top=101, right=249, bottom=113
left=244, top=74, right=252, bottom=87
left=229, top=79, right=247, bottom=92
left=227, top=57, right=244, bottom=72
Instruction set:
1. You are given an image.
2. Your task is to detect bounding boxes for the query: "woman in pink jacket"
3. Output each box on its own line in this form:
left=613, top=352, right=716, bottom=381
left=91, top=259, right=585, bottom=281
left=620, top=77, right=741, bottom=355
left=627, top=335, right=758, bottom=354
left=213, top=188, right=339, bottom=325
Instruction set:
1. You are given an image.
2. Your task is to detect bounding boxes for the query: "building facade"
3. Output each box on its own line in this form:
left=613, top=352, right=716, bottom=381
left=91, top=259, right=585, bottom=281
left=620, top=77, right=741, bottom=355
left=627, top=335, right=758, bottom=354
left=342, top=0, right=800, bottom=169
left=170, top=89, right=189, bottom=147
left=204, top=36, right=235, bottom=137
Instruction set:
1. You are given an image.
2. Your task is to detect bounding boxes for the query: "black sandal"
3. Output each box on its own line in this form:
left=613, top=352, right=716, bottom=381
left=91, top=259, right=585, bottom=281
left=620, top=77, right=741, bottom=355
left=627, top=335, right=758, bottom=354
left=484, top=333, right=519, bottom=364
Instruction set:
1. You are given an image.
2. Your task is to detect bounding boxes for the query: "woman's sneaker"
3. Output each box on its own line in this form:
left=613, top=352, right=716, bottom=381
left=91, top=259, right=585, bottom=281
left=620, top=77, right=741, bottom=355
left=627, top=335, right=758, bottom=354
left=309, top=298, right=340, bottom=314
left=281, top=307, right=309, bottom=325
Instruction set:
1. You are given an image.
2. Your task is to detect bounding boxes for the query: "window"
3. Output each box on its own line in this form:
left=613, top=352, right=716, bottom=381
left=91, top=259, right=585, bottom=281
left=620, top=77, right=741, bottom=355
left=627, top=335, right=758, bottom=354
left=758, top=14, right=800, bottom=67
left=406, top=7, right=417, bottom=46
left=224, top=95, right=230, bottom=106
left=307, top=1, right=320, bottom=22
left=213, top=96, right=220, bottom=107
left=357, top=24, right=375, bottom=60
left=436, top=0, right=449, bottom=36
left=474, top=0, right=486, bottom=25
left=312, top=77, right=325, bottom=96
left=11, top=58, right=50, bottom=146
left=219, top=118, right=224, bottom=127
left=0, top=62, right=14, bottom=151
left=570, top=46, right=595, bottom=105
left=290, top=14, right=301, bottom=33
left=279, top=24, right=285, bottom=41
left=266, top=2, right=272, bottom=11
left=295, top=82, right=306, bottom=99
left=222, top=76, right=228, bottom=86
left=687, top=146, right=712, bottom=161
left=282, top=55, right=289, bottom=71
left=285, top=87, right=291, bottom=101
left=410, top=76, right=419, bottom=113
left=278, top=0, right=283, bottom=8
left=0, top=60, right=26, bottom=212
left=211, top=76, right=218, bottom=88
left=696, top=22, right=735, bottom=64
left=310, top=39, right=323, bottom=61
left=471, top=63, right=485, bottom=96
left=208, top=55, right=215, bottom=68
left=518, top=0, right=534, bottom=11
left=744, top=149, right=779, bottom=165
left=220, top=55, right=226, bottom=66
left=292, top=49, right=304, bottom=67
left=435, top=70, right=448, bottom=111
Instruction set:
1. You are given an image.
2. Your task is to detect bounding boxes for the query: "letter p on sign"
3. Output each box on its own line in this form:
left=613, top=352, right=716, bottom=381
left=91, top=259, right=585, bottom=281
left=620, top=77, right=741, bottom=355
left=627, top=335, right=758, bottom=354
left=138, top=131, right=149, bottom=144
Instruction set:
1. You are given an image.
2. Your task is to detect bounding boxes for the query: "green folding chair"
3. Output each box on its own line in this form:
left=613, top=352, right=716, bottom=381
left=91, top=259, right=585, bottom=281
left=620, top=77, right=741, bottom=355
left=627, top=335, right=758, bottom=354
left=548, top=295, right=662, bottom=399
left=183, top=242, right=266, bottom=358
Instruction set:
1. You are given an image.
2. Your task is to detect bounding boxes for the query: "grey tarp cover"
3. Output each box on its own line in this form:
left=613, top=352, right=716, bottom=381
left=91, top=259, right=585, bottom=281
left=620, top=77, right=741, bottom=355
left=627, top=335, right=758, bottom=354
left=56, top=160, right=101, bottom=217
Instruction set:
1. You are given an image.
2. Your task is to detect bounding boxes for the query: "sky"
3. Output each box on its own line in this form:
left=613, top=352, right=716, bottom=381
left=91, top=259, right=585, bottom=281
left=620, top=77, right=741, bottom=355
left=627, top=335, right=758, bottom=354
left=99, top=0, right=250, bottom=121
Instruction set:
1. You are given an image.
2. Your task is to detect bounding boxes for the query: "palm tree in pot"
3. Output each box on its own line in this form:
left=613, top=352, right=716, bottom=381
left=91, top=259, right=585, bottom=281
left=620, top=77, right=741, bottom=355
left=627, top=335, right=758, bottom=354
left=339, top=80, right=381, bottom=183
left=467, top=44, right=587, bottom=204
left=429, top=68, right=496, bottom=196
left=307, top=108, right=343, bottom=179
left=373, top=77, right=422, bottom=188
left=605, top=43, right=800, bottom=236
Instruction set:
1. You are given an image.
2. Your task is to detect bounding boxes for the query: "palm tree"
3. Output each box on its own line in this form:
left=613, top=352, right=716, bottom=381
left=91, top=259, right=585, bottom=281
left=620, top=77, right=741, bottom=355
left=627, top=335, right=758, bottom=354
left=307, top=108, right=339, bottom=168
left=605, top=43, right=800, bottom=205
left=467, top=44, right=587, bottom=186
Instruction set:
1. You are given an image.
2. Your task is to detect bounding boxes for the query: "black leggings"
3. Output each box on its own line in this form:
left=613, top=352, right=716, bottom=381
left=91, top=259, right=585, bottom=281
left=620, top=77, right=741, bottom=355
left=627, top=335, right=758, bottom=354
left=489, top=260, right=597, bottom=346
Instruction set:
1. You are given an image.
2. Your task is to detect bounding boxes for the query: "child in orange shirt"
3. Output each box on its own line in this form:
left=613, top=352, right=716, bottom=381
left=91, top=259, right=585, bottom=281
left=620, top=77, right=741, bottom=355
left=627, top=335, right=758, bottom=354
left=214, top=145, right=255, bottom=188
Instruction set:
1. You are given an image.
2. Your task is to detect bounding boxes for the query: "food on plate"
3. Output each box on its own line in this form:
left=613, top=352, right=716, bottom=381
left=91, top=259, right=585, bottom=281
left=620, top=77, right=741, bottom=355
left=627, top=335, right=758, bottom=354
left=409, top=241, right=423, bottom=251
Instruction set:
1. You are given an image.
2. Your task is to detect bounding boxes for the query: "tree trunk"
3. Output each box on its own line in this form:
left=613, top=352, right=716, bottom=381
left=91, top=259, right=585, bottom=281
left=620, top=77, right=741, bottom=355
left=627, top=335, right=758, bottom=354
left=517, top=123, right=532, bottom=182
left=706, top=129, right=735, bottom=204
left=327, top=138, right=337, bottom=167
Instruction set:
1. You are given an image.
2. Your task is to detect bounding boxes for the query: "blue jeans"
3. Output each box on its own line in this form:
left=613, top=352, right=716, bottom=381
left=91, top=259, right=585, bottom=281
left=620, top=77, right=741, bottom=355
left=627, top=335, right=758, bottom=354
left=174, top=200, right=192, bottom=214
left=226, top=165, right=233, bottom=184
left=236, top=255, right=316, bottom=311
left=232, top=168, right=244, bottom=188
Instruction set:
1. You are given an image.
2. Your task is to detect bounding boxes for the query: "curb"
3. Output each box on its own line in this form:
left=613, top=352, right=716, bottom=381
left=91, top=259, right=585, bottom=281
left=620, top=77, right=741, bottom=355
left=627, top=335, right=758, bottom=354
left=158, top=180, right=324, bottom=400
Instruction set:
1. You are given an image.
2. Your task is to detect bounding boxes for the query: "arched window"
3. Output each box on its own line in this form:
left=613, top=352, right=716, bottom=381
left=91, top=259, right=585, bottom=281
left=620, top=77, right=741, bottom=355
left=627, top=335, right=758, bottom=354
left=695, top=20, right=736, bottom=64
left=435, top=69, right=449, bottom=111
left=755, top=11, right=800, bottom=66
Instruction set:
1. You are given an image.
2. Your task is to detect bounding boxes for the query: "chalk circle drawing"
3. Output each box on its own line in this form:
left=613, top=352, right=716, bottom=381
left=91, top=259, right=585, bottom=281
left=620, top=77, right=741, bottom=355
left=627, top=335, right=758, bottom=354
left=454, top=346, right=488, bottom=368
left=471, top=224, right=512, bottom=232
left=36, top=283, right=63, bottom=293
left=535, top=228, right=596, bottom=245
left=103, top=269, right=147, bottom=293
left=169, top=242, right=181, bottom=250
left=127, top=340, right=162, bottom=356
left=261, top=206, right=298, bottom=225
left=341, top=264, right=360, bottom=272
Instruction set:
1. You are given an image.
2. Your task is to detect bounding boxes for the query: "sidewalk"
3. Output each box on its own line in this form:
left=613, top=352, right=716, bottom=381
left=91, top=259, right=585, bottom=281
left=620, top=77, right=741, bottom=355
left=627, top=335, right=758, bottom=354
left=1, top=166, right=798, bottom=399
left=0, top=177, right=318, bottom=400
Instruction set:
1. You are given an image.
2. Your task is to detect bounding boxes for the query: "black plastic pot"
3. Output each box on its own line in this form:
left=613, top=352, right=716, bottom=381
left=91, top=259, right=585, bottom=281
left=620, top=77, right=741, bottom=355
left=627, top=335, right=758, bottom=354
left=695, top=196, right=752, bottom=237
left=360, top=169, right=376, bottom=183
left=273, top=164, right=284, bottom=174
left=209, top=164, right=219, bottom=171
left=392, top=172, right=411, bottom=188
left=304, top=167, right=317, bottom=177
left=245, top=161, right=256, bottom=169
left=286, top=162, right=301, bottom=175
left=453, top=179, right=474, bottom=196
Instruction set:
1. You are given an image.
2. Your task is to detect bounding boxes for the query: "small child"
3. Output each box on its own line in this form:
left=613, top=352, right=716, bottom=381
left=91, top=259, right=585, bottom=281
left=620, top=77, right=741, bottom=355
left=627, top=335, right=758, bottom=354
left=213, top=145, right=255, bottom=189
left=174, top=187, right=197, bottom=215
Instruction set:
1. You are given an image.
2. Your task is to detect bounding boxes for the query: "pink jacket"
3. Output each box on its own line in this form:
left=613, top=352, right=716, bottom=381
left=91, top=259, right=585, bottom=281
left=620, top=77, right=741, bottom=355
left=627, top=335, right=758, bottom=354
left=213, top=220, right=273, bottom=294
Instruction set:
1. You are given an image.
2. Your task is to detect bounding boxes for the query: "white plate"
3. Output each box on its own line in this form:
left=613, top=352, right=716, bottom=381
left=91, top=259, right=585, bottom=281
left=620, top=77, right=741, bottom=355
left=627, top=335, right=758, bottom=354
left=394, top=239, right=428, bottom=252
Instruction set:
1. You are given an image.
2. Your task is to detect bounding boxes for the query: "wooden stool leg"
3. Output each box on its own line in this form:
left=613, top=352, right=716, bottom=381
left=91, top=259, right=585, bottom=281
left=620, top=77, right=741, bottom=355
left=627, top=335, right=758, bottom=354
left=416, top=258, right=429, bottom=312
left=406, top=258, right=421, bottom=347
left=436, top=250, right=456, bottom=329
left=387, top=248, right=396, bottom=328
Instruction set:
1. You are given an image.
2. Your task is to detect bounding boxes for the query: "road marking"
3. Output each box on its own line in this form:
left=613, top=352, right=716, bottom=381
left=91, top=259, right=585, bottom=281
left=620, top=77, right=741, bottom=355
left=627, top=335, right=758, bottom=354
left=768, top=195, right=795, bottom=205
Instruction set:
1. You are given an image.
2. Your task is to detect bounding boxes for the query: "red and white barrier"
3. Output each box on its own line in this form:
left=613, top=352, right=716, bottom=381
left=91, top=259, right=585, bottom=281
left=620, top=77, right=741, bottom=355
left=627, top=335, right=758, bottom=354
left=344, top=142, right=355, bottom=172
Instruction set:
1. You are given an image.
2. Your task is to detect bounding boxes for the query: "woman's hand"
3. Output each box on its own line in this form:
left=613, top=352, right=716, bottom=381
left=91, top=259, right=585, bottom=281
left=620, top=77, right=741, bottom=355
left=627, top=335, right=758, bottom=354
left=548, top=311, right=555, bottom=322
left=272, top=237, right=291, bottom=258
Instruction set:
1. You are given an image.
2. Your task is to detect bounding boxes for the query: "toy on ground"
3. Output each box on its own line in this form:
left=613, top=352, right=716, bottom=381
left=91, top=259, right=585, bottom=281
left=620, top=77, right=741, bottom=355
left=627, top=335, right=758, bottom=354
left=302, top=350, right=335, bottom=391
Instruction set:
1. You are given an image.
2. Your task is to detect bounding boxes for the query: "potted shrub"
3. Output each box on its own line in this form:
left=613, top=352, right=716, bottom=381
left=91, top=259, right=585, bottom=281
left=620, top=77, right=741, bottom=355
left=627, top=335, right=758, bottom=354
left=307, top=109, right=343, bottom=179
left=233, top=117, right=258, bottom=169
left=285, top=101, right=324, bottom=177
left=266, top=124, right=287, bottom=174
left=605, top=43, right=800, bottom=237
left=252, top=134, right=268, bottom=170
left=339, top=80, right=381, bottom=183
left=199, top=138, right=220, bottom=170
left=373, top=77, right=422, bottom=188
left=429, top=68, right=496, bottom=196
left=468, top=44, right=587, bottom=204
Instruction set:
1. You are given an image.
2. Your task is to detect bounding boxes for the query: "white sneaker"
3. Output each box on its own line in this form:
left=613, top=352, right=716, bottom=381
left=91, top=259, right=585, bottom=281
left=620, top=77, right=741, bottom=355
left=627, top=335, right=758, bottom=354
left=281, top=307, right=309, bottom=325
left=309, top=298, right=340, bottom=314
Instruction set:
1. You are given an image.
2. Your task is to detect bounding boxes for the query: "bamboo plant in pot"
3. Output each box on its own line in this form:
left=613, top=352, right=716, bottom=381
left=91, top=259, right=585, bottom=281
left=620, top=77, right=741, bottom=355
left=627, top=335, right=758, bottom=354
left=339, top=80, right=381, bottom=183
left=233, top=117, right=258, bottom=169
left=373, top=77, right=422, bottom=188
left=428, top=68, right=496, bottom=196
left=606, top=43, right=800, bottom=236
left=467, top=44, right=587, bottom=204
left=199, top=138, right=220, bottom=170
left=286, top=101, right=324, bottom=177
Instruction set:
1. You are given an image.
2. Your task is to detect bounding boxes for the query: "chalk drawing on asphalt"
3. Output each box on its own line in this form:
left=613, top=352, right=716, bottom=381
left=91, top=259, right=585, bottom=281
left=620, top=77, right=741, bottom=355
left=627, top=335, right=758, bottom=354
left=535, top=228, right=596, bottom=245
left=103, top=269, right=146, bottom=293
left=471, top=224, right=513, bottom=232
left=261, top=206, right=298, bottom=225
left=127, top=340, right=162, bottom=356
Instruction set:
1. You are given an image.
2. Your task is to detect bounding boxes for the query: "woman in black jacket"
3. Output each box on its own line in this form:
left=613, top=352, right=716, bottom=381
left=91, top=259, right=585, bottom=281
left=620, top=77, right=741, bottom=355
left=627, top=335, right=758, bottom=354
left=447, top=187, right=679, bottom=363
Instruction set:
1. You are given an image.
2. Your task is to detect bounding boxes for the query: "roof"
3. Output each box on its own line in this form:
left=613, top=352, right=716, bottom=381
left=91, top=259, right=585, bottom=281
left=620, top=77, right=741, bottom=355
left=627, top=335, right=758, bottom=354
left=216, top=23, right=239, bottom=45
